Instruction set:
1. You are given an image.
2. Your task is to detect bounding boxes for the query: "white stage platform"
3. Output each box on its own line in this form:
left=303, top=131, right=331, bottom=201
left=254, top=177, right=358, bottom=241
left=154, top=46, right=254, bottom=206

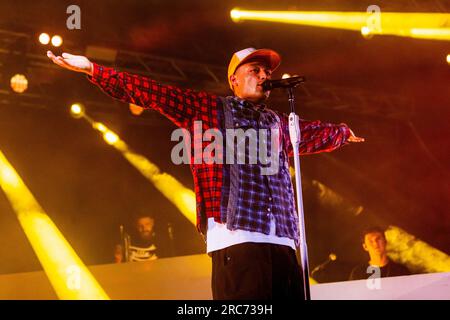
left=0, top=254, right=448, bottom=300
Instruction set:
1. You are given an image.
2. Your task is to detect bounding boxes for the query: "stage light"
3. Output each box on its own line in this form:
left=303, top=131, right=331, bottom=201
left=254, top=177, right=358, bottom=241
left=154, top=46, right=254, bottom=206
left=360, top=26, right=373, bottom=39
left=310, top=179, right=364, bottom=216
left=0, top=150, right=109, bottom=300
left=70, top=103, right=85, bottom=118
left=0, top=166, right=20, bottom=187
left=103, top=131, right=119, bottom=145
left=282, top=73, right=291, bottom=79
left=129, top=103, right=144, bottom=116
left=87, top=119, right=197, bottom=225
left=51, top=35, right=63, bottom=47
left=289, top=168, right=449, bottom=274
left=39, top=33, right=50, bottom=45
left=230, top=9, right=450, bottom=41
left=121, top=150, right=197, bottom=225
left=446, top=54, right=450, bottom=65
left=93, top=122, right=107, bottom=133
left=10, top=74, right=28, bottom=93
left=386, top=226, right=450, bottom=273
left=230, top=8, right=242, bottom=22
left=409, top=28, right=450, bottom=40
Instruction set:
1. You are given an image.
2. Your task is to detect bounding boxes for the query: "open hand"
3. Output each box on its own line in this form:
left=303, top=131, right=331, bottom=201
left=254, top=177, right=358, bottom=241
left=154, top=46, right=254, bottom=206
left=47, top=51, right=93, bottom=76
left=348, top=129, right=365, bottom=143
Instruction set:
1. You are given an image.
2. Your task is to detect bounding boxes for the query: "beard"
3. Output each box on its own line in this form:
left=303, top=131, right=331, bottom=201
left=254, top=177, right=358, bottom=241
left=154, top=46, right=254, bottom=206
left=139, top=231, right=153, bottom=241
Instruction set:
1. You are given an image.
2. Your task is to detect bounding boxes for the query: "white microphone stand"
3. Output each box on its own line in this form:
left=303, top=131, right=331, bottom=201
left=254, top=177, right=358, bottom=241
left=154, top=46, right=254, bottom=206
left=287, top=87, right=311, bottom=300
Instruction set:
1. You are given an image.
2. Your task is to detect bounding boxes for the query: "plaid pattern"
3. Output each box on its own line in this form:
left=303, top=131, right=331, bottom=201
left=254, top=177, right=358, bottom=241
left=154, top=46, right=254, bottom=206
left=220, top=97, right=350, bottom=245
left=88, top=63, right=222, bottom=234
left=89, top=64, right=351, bottom=241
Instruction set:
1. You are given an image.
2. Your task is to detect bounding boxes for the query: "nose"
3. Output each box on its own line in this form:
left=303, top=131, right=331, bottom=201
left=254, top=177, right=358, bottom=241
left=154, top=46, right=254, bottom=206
left=258, top=69, right=270, bottom=81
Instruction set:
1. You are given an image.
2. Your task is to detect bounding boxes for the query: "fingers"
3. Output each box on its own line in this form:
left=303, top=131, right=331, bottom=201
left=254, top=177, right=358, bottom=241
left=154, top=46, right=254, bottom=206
left=347, top=128, right=365, bottom=143
left=56, top=56, right=72, bottom=68
left=47, top=50, right=61, bottom=64
left=47, top=50, right=57, bottom=60
left=47, top=50, right=74, bottom=70
left=349, top=129, right=355, bottom=137
left=51, top=55, right=66, bottom=67
left=348, top=136, right=365, bottom=143
left=48, top=51, right=73, bottom=59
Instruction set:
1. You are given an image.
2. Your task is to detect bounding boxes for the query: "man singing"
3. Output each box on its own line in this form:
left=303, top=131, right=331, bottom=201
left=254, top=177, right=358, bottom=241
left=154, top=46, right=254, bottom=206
left=48, top=47, right=364, bottom=299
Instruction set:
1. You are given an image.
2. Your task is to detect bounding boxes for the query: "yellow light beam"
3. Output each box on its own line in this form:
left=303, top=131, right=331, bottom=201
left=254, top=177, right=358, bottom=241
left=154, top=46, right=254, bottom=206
left=0, top=150, right=109, bottom=300
left=293, top=174, right=450, bottom=274
left=90, top=120, right=197, bottom=225
left=230, top=9, right=450, bottom=41
left=386, top=225, right=450, bottom=274
left=123, top=151, right=197, bottom=225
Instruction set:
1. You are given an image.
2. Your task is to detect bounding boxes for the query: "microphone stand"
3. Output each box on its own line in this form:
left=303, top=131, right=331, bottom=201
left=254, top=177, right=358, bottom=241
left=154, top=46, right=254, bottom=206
left=311, top=258, right=331, bottom=278
left=287, top=87, right=311, bottom=300
left=120, top=225, right=131, bottom=262
left=311, top=254, right=337, bottom=280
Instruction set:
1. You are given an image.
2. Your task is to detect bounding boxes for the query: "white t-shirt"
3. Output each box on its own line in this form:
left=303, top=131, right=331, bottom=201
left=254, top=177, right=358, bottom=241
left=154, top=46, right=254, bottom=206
left=206, top=216, right=296, bottom=253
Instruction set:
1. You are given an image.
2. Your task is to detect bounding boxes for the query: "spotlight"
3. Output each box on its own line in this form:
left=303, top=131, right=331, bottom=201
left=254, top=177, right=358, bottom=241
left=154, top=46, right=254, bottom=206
left=229, top=9, right=450, bottom=41
left=0, top=150, right=109, bottom=300
left=282, top=73, right=291, bottom=79
left=386, top=225, right=450, bottom=273
left=88, top=120, right=197, bottom=225
left=51, top=35, right=63, bottom=47
left=92, top=122, right=107, bottom=133
left=0, top=165, right=19, bottom=187
left=230, top=8, right=242, bottom=22
left=39, top=33, right=50, bottom=45
left=70, top=103, right=85, bottom=118
left=10, top=74, right=28, bottom=93
left=361, top=26, right=373, bottom=39
left=447, top=54, right=450, bottom=65
left=129, top=103, right=144, bottom=116
left=103, top=131, right=119, bottom=145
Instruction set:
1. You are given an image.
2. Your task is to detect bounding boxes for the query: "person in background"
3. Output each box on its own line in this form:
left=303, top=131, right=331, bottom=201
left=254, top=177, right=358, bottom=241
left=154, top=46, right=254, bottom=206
left=115, top=214, right=163, bottom=263
left=349, top=226, right=410, bottom=280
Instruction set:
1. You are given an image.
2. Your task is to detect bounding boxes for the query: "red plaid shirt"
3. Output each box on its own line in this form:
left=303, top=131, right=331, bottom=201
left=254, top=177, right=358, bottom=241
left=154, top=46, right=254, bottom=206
left=88, top=63, right=351, bottom=235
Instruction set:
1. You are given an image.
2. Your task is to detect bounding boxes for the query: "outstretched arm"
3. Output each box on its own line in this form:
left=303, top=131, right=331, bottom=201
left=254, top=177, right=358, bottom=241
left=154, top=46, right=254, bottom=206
left=347, top=129, right=365, bottom=143
left=47, top=51, right=93, bottom=75
left=278, top=113, right=364, bottom=156
left=47, top=51, right=216, bottom=128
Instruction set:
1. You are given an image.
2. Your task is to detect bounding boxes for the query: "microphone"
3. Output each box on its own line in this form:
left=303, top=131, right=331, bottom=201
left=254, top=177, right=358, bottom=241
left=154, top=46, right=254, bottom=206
left=311, top=253, right=337, bottom=276
left=262, top=75, right=305, bottom=91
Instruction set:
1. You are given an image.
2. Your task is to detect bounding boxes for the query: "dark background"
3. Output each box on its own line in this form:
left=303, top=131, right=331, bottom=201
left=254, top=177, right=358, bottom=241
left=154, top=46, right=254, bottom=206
left=0, top=0, right=448, bottom=282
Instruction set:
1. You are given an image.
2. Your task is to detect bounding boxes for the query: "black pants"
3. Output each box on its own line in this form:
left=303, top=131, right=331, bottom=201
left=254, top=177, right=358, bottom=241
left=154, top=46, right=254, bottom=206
left=211, top=242, right=305, bottom=300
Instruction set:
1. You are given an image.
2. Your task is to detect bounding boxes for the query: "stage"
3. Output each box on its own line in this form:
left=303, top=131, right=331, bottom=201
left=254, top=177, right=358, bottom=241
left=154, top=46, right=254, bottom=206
left=0, top=254, right=448, bottom=300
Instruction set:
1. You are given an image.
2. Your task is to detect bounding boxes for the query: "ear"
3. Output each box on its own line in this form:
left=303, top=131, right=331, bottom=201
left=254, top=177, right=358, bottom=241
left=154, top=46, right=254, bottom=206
left=362, top=243, right=369, bottom=252
left=230, top=74, right=238, bottom=88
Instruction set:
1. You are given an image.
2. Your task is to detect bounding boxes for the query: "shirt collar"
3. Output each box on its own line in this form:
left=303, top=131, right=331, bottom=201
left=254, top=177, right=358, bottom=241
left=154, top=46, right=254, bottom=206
left=230, top=96, right=267, bottom=111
